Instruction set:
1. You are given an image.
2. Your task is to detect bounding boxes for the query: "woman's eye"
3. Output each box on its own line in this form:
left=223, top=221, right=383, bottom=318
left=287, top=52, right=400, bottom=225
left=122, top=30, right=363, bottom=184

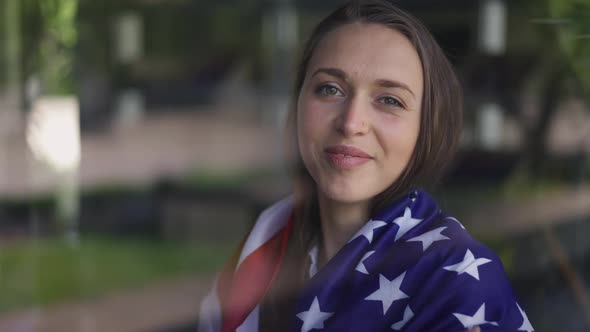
left=315, top=84, right=344, bottom=97
left=378, top=96, right=405, bottom=109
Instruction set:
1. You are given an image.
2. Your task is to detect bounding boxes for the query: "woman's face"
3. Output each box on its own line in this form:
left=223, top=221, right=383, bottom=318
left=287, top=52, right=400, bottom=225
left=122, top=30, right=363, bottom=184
left=297, top=23, right=423, bottom=206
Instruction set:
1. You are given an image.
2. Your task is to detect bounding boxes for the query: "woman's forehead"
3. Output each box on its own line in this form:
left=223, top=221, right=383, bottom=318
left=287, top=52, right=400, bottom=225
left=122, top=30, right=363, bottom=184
left=306, top=23, right=423, bottom=93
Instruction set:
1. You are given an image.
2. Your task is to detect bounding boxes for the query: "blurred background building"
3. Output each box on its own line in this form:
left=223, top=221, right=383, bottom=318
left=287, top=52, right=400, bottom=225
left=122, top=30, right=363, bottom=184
left=0, top=0, right=589, bottom=331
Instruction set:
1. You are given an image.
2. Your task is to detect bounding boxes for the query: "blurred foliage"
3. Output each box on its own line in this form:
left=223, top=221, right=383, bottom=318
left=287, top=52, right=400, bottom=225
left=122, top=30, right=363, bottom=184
left=78, top=0, right=265, bottom=76
left=182, top=168, right=283, bottom=191
left=547, top=0, right=590, bottom=95
left=0, top=236, right=232, bottom=312
left=38, top=0, right=78, bottom=94
left=502, top=170, right=569, bottom=200
left=19, top=0, right=78, bottom=95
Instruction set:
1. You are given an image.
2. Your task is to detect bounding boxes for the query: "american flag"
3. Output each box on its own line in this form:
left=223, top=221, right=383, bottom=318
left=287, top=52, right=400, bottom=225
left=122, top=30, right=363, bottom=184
left=199, top=191, right=534, bottom=332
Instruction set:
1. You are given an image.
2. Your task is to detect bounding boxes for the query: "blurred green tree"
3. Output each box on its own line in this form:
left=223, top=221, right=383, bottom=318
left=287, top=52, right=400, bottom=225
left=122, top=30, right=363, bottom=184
left=548, top=0, right=590, bottom=94
left=515, top=0, right=590, bottom=182
left=19, top=0, right=78, bottom=96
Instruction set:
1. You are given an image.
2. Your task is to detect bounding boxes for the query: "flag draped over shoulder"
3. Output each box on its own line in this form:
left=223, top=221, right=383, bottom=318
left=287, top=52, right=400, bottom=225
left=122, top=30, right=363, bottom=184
left=198, top=191, right=534, bottom=332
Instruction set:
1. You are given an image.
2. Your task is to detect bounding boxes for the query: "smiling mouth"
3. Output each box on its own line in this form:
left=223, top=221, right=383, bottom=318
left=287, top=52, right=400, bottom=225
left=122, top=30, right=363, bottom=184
left=325, top=145, right=372, bottom=158
left=324, top=145, right=372, bottom=170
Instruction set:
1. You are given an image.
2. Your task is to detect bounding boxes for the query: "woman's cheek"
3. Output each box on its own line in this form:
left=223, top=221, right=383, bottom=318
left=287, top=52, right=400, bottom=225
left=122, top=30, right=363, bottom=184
left=300, top=101, right=330, bottom=138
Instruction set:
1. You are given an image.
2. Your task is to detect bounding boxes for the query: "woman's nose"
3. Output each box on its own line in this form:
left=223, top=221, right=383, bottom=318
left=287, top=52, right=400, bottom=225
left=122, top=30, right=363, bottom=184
left=335, top=97, right=370, bottom=137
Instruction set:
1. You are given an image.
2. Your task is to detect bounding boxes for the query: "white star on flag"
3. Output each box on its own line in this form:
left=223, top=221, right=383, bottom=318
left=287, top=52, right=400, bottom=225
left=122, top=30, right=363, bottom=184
left=365, top=272, right=409, bottom=315
left=453, top=303, right=498, bottom=328
left=355, top=251, right=375, bottom=275
left=443, top=249, right=492, bottom=281
left=349, top=219, right=387, bottom=244
left=393, top=207, right=423, bottom=241
left=446, top=216, right=465, bottom=229
left=407, top=227, right=449, bottom=251
left=391, top=305, right=414, bottom=330
left=410, top=190, right=418, bottom=202
left=517, top=303, right=534, bottom=332
left=296, top=297, right=334, bottom=332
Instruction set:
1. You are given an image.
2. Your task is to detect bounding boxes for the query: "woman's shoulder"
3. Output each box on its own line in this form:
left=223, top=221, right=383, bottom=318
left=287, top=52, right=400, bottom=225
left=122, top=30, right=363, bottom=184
left=422, top=209, right=509, bottom=280
left=397, top=210, right=532, bottom=331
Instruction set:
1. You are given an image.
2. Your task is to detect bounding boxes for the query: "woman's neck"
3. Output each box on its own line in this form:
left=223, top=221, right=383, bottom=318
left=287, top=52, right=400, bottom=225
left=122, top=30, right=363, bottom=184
left=317, top=194, right=370, bottom=266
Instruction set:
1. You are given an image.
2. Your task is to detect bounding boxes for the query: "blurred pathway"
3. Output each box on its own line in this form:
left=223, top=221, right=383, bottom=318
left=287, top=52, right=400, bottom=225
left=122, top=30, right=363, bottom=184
left=459, top=185, right=590, bottom=238
left=0, top=111, right=280, bottom=199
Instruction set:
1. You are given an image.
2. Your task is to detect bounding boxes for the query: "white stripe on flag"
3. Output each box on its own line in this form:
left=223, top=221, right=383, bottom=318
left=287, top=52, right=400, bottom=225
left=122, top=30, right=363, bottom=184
left=236, top=305, right=260, bottom=332
left=237, top=196, right=294, bottom=269
left=198, top=278, right=222, bottom=332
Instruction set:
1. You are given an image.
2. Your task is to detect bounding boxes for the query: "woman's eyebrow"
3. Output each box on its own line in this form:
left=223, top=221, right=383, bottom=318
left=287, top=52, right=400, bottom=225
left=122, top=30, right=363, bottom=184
left=311, top=67, right=347, bottom=81
left=375, top=79, right=416, bottom=100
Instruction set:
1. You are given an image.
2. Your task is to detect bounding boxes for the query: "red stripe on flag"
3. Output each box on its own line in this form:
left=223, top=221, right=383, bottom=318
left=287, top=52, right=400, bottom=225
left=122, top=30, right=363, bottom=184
left=220, top=213, right=294, bottom=332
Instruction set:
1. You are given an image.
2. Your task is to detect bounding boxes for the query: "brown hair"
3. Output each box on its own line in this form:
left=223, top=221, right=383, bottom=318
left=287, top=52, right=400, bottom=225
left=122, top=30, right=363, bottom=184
left=261, top=1, right=463, bottom=328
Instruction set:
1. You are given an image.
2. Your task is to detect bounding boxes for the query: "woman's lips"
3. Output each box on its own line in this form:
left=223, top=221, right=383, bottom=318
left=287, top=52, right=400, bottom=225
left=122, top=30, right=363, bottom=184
left=324, top=145, right=372, bottom=170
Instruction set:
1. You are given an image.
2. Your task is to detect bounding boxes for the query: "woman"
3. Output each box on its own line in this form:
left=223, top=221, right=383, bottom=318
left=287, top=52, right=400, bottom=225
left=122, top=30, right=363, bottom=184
left=199, top=1, right=534, bottom=331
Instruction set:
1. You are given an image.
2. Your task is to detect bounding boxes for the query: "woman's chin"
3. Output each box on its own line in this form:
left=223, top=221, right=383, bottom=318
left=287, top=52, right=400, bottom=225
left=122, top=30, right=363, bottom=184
left=318, top=185, right=373, bottom=206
